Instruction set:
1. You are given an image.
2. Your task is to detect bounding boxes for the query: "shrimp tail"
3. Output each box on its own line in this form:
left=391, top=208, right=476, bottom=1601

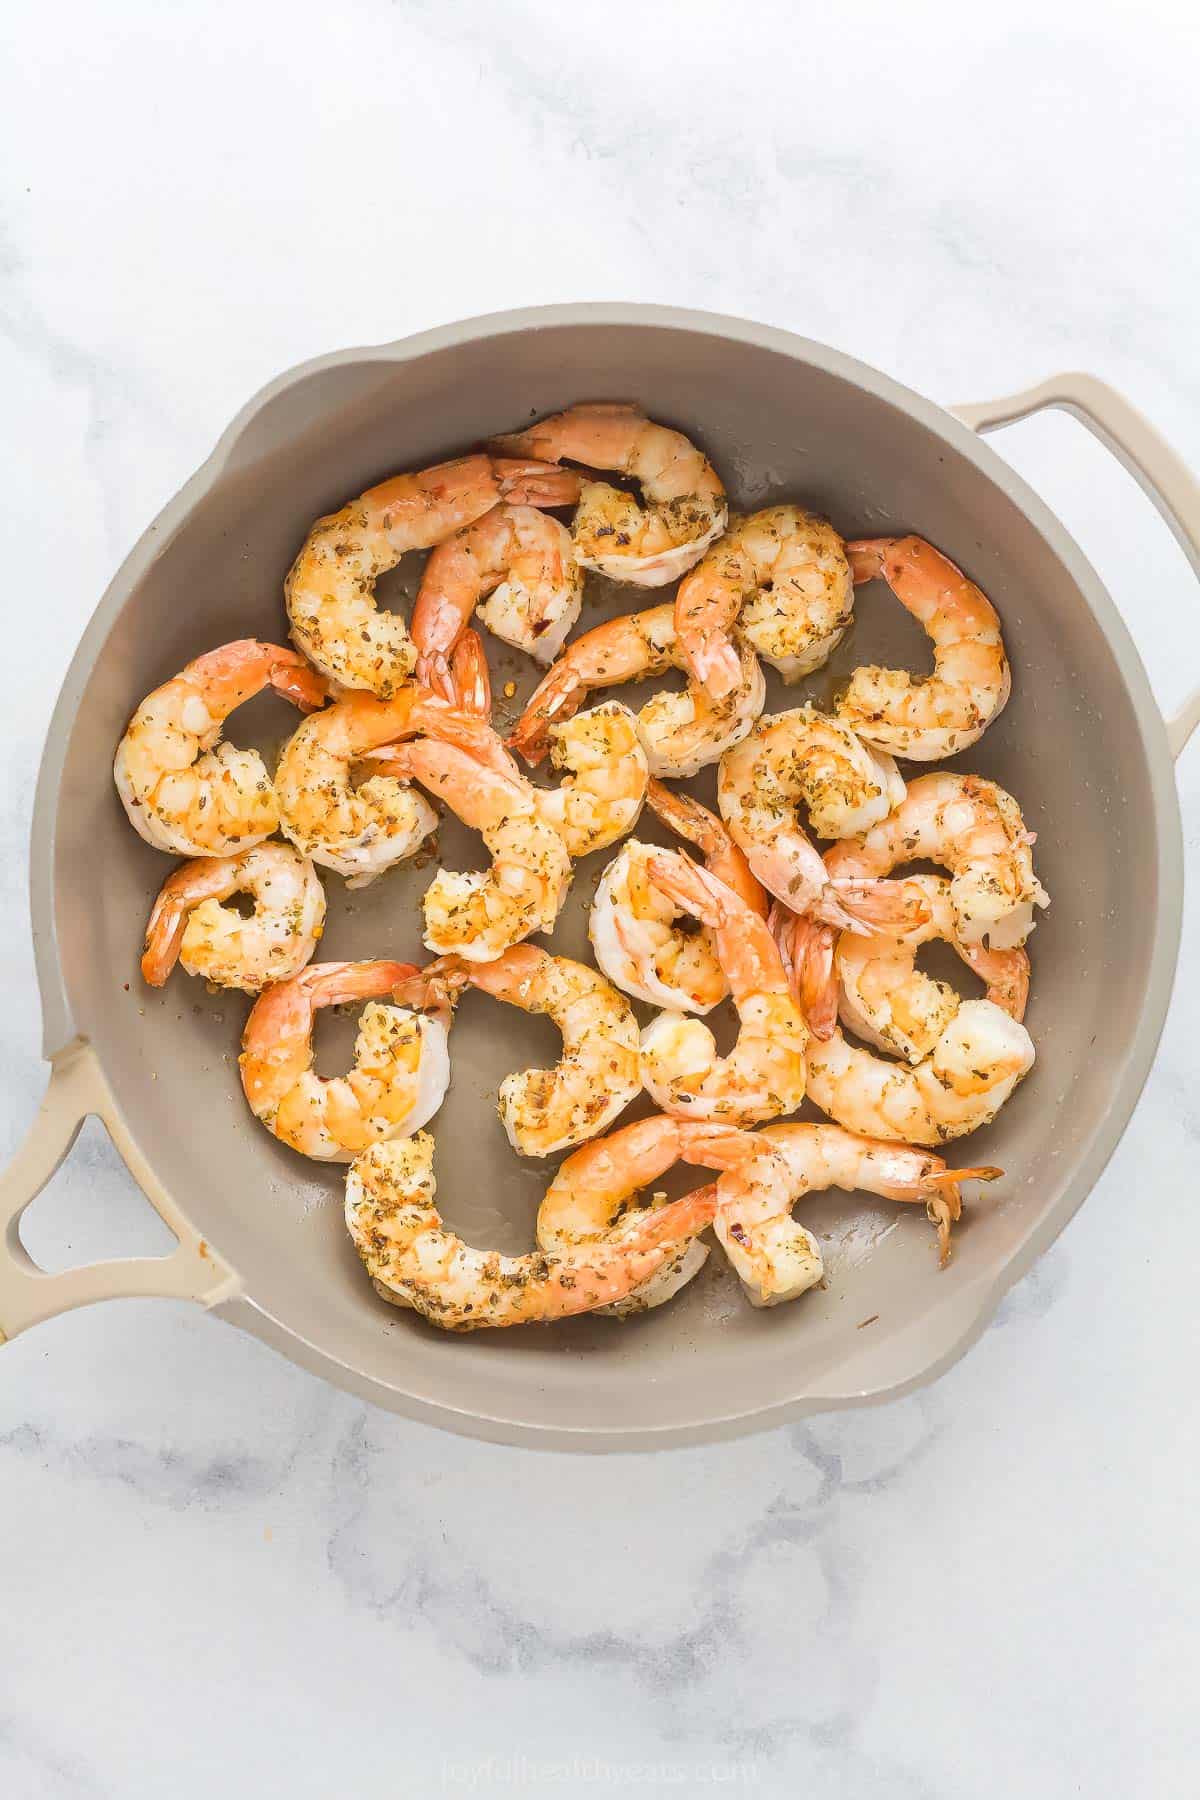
left=645, top=776, right=715, bottom=849
left=770, top=906, right=838, bottom=1040
left=509, top=671, right=582, bottom=764
left=632, top=1180, right=720, bottom=1246
left=304, top=960, right=421, bottom=1007
left=877, top=1165, right=1003, bottom=1200
left=844, top=538, right=893, bottom=585
left=683, top=637, right=743, bottom=701
left=961, top=940, right=1031, bottom=1021
left=448, top=629, right=492, bottom=717
left=415, top=629, right=492, bottom=713
left=926, top=1165, right=1003, bottom=1186
left=140, top=892, right=190, bottom=987
left=360, top=699, right=501, bottom=765
left=799, top=923, right=838, bottom=1042
left=677, top=1125, right=760, bottom=1169
left=644, top=851, right=727, bottom=927
left=878, top=1164, right=1003, bottom=1266
left=356, top=743, right=414, bottom=781
left=391, top=956, right=470, bottom=1022
left=818, top=877, right=932, bottom=934
left=506, top=715, right=551, bottom=764
left=415, top=651, right=458, bottom=705
left=928, top=1196, right=957, bottom=1266
left=268, top=653, right=328, bottom=713
left=491, top=458, right=582, bottom=510
left=648, top=778, right=768, bottom=917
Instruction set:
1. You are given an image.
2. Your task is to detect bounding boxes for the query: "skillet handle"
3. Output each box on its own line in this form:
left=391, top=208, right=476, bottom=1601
left=0, top=1041, right=237, bottom=1343
left=953, top=373, right=1200, bottom=760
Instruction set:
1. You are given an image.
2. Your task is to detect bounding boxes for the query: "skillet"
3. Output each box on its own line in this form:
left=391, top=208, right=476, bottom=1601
left=3, top=305, right=1197, bottom=1448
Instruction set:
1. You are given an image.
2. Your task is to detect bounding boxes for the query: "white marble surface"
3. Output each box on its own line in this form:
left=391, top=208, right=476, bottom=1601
left=3, top=2, right=1199, bottom=1793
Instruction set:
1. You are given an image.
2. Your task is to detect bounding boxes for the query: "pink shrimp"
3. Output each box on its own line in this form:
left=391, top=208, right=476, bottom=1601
left=412, top=500, right=584, bottom=698
left=717, top=706, right=930, bottom=934
left=824, top=771, right=1048, bottom=950
left=510, top=602, right=764, bottom=778
left=239, top=960, right=450, bottom=1161
left=399, top=947, right=642, bottom=1158
left=588, top=783, right=767, bottom=1015
left=675, top=505, right=854, bottom=699
left=492, top=402, right=727, bottom=585
left=370, top=738, right=573, bottom=960
left=346, top=1133, right=723, bottom=1330
left=114, top=639, right=326, bottom=857
left=638, top=850, right=809, bottom=1126
left=537, top=1113, right=764, bottom=1313
left=838, top=536, right=1010, bottom=759
left=141, top=842, right=324, bottom=992
left=286, top=452, right=579, bottom=699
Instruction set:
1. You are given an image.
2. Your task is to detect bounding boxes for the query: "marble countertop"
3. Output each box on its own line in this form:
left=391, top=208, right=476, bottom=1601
left=3, top=3, right=1198, bottom=1794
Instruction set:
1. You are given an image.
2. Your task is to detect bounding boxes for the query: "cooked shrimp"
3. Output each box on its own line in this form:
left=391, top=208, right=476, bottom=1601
left=676, top=506, right=854, bottom=698
left=274, top=685, right=483, bottom=886
left=717, top=708, right=927, bottom=932
left=369, top=736, right=572, bottom=960
left=510, top=603, right=764, bottom=778
left=411, top=502, right=584, bottom=697
left=535, top=701, right=648, bottom=858
left=492, top=403, right=727, bottom=585
left=836, top=873, right=1029, bottom=1064
left=403, top=947, right=641, bottom=1157
left=837, top=536, right=1010, bottom=759
left=114, top=640, right=326, bottom=857
left=711, top=1143, right=824, bottom=1307
left=590, top=841, right=728, bottom=1013
left=639, top=851, right=809, bottom=1126
left=239, top=960, right=451, bottom=1161
left=286, top=454, right=579, bottom=699
left=755, top=1122, right=1002, bottom=1270
left=345, top=1133, right=720, bottom=1331
left=538, top=1114, right=761, bottom=1315
left=421, top=633, right=647, bottom=859
left=462, top=947, right=642, bottom=1156
left=720, top=704, right=905, bottom=843
left=588, top=784, right=765, bottom=1013
left=824, top=771, right=1049, bottom=950
left=414, top=635, right=647, bottom=863
left=141, top=842, right=324, bottom=992
left=805, top=1001, right=1035, bottom=1147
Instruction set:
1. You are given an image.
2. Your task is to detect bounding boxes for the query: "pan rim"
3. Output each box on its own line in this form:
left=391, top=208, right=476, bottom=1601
left=29, top=304, right=1185, bottom=1446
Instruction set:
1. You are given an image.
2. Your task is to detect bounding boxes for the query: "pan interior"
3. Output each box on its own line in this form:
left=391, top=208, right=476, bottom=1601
left=51, top=322, right=1160, bottom=1436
